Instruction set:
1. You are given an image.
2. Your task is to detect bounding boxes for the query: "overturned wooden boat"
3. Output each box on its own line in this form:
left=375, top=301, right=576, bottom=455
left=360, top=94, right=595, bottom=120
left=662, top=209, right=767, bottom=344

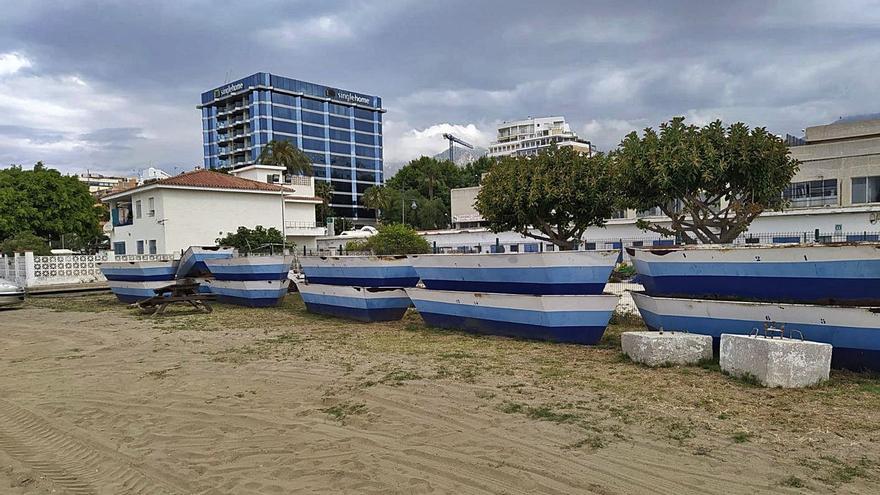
left=408, top=250, right=618, bottom=295
left=298, top=255, right=419, bottom=287
left=204, top=256, right=290, bottom=307
left=406, top=288, right=618, bottom=345
left=296, top=281, right=411, bottom=322
left=629, top=243, right=880, bottom=305
left=99, top=260, right=178, bottom=303
left=631, top=291, right=880, bottom=371
left=176, top=246, right=235, bottom=278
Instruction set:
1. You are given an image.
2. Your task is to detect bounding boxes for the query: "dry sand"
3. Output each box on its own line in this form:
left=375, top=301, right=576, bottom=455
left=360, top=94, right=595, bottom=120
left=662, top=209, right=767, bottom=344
left=0, top=293, right=878, bottom=494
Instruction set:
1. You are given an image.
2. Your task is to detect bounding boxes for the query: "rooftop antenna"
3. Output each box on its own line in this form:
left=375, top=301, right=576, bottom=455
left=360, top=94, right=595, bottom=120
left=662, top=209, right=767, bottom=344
left=442, top=133, right=474, bottom=163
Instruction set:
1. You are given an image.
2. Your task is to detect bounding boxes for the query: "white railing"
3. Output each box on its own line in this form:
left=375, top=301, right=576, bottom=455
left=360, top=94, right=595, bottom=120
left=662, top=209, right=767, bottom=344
left=0, top=251, right=176, bottom=288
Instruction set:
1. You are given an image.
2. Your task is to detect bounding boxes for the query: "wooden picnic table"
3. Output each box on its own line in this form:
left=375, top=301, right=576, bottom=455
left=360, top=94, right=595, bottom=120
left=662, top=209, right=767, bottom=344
left=131, top=278, right=216, bottom=316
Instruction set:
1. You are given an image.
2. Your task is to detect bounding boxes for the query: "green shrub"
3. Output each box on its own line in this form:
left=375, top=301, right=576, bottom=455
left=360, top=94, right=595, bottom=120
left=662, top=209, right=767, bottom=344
left=356, top=224, right=430, bottom=255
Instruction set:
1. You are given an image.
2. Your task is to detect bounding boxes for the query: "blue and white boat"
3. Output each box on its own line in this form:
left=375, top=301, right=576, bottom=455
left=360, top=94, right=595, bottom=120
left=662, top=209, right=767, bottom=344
left=204, top=256, right=290, bottom=307
left=629, top=243, right=880, bottom=305
left=298, top=255, right=419, bottom=287
left=104, top=280, right=176, bottom=303
left=631, top=291, right=880, bottom=371
left=99, top=260, right=178, bottom=303
left=407, top=288, right=618, bottom=345
left=206, top=279, right=290, bottom=307
left=204, top=255, right=290, bottom=281
left=100, top=260, right=178, bottom=282
left=408, top=251, right=618, bottom=295
left=296, top=281, right=412, bottom=322
left=176, top=246, right=235, bottom=278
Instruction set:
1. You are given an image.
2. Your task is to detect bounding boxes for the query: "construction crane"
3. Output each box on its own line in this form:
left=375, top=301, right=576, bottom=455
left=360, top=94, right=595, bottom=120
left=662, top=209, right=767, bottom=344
left=442, top=133, right=474, bottom=163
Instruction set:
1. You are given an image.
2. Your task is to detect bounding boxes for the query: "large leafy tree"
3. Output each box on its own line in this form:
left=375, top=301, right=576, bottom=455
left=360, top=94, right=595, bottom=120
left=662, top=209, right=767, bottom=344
left=364, top=156, right=489, bottom=229
left=257, top=140, right=313, bottom=177
left=0, top=162, right=103, bottom=250
left=475, top=146, right=616, bottom=249
left=614, top=117, right=799, bottom=244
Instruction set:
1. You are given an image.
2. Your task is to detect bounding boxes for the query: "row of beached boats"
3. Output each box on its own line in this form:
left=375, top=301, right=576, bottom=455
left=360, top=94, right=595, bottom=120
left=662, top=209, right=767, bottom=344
left=99, top=247, right=291, bottom=307
left=297, top=243, right=880, bottom=371
left=99, top=242, right=880, bottom=371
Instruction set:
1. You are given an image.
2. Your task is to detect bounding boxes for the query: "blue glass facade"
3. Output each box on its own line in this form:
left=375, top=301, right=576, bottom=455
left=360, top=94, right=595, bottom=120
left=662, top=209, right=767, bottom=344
left=198, top=72, right=384, bottom=221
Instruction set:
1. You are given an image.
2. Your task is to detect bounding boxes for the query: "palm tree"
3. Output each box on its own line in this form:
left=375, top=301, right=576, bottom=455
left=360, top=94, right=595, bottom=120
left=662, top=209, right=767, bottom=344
left=257, top=140, right=313, bottom=177
left=314, top=180, right=334, bottom=222
left=362, top=185, right=396, bottom=224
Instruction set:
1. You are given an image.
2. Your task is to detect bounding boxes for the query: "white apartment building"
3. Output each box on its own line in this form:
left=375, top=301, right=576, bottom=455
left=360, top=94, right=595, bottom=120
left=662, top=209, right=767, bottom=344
left=444, top=116, right=880, bottom=250
left=102, top=165, right=325, bottom=255
left=487, top=116, right=595, bottom=158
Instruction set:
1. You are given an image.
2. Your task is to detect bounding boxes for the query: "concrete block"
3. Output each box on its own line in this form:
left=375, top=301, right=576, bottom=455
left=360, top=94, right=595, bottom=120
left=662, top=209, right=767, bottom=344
left=720, top=334, right=832, bottom=388
left=621, top=331, right=713, bottom=367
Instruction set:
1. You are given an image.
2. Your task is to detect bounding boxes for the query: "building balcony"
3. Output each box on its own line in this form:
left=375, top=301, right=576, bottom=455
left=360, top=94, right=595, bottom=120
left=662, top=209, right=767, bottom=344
left=285, top=221, right=327, bottom=237
left=216, top=104, right=249, bottom=117
left=216, top=116, right=250, bottom=131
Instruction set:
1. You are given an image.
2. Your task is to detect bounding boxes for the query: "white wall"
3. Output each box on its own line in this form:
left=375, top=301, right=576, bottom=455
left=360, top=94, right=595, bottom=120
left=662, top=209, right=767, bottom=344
left=110, top=189, right=168, bottom=255
left=162, top=189, right=283, bottom=253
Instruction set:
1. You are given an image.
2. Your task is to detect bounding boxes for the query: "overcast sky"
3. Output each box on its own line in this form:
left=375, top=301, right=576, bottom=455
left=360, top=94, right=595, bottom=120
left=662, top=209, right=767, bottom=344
left=1, top=0, right=878, bottom=176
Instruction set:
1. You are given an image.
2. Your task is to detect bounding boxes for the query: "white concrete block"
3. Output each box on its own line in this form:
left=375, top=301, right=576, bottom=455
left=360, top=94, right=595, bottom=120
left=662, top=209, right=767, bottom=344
left=720, top=334, right=832, bottom=388
left=621, top=331, right=713, bottom=367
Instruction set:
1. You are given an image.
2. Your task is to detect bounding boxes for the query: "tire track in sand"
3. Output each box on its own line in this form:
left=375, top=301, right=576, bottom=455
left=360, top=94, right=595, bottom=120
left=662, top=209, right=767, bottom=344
left=0, top=399, right=192, bottom=494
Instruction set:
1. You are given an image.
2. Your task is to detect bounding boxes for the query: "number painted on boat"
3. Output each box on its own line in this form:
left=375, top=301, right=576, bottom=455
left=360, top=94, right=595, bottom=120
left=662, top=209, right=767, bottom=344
left=820, top=318, right=826, bottom=324
left=755, top=256, right=761, bottom=261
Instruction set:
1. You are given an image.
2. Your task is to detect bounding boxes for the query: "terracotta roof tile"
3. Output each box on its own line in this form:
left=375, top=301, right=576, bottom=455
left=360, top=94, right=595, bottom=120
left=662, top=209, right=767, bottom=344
left=156, top=169, right=285, bottom=192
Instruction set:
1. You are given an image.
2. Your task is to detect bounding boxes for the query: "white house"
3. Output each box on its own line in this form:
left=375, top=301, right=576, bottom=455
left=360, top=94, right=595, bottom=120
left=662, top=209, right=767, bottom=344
left=102, top=165, right=325, bottom=255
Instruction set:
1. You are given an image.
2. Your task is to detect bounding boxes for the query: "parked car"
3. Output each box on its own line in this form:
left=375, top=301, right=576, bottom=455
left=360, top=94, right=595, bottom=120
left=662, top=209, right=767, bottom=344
left=0, top=278, right=25, bottom=309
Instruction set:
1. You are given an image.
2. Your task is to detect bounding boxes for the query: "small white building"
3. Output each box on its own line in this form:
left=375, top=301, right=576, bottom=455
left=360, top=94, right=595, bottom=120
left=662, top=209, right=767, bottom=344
left=488, top=116, right=595, bottom=158
left=102, top=165, right=325, bottom=255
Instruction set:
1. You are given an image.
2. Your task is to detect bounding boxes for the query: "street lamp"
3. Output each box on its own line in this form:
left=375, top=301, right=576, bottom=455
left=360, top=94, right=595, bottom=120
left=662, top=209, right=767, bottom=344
left=402, top=198, right=418, bottom=225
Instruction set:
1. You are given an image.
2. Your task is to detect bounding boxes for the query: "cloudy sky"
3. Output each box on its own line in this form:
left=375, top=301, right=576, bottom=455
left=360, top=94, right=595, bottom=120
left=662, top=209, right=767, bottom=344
left=1, top=0, right=878, bottom=176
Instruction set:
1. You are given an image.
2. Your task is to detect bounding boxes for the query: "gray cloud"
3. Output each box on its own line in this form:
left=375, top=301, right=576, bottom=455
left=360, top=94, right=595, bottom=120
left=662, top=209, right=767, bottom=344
left=0, top=0, right=878, bottom=174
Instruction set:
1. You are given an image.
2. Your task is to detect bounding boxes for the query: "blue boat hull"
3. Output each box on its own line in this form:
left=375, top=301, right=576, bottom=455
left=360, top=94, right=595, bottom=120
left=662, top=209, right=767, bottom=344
left=417, top=311, right=609, bottom=344
left=407, top=289, right=618, bottom=345
left=297, top=282, right=411, bottom=322
left=631, top=244, right=880, bottom=305
left=176, top=247, right=234, bottom=278
left=639, top=273, right=880, bottom=306
left=420, top=279, right=607, bottom=296
left=632, top=292, right=880, bottom=371
left=303, top=302, right=409, bottom=322
left=299, top=256, right=419, bottom=287
left=409, top=251, right=618, bottom=295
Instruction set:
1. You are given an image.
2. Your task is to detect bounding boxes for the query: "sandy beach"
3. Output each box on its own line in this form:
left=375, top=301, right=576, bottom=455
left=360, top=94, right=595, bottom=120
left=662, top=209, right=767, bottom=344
left=0, top=293, right=877, bottom=494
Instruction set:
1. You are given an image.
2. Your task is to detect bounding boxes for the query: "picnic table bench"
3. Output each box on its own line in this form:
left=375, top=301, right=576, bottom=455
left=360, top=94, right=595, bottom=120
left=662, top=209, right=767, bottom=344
left=131, top=278, right=216, bottom=316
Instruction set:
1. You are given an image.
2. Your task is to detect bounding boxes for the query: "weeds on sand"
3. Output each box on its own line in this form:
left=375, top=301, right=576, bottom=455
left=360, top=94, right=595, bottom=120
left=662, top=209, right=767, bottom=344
left=564, top=435, right=606, bottom=451
left=731, top=431, right=752, bottom=443
left=379, top=370, right=422, bottom=385
left=323, top=402, right=367, bottom=422
left=780, top=475, right=805, bottom=488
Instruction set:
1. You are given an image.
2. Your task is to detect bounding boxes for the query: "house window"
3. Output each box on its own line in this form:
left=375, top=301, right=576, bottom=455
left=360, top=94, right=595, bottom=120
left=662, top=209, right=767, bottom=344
left=852, top=176, right=880, bottom=204
left=148, top=240, right=157, bottom=254
left=113, top=242, right=126, bottom=255
left=136, top=240, right=145, bottom=254
left=135, top=200, right=142, bottom=219
left=147, top=197, right=155, bottom=217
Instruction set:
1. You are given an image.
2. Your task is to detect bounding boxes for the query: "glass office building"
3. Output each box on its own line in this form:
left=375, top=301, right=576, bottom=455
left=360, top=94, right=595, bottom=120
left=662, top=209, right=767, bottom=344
left=199, top=72, right=384, bottom=221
